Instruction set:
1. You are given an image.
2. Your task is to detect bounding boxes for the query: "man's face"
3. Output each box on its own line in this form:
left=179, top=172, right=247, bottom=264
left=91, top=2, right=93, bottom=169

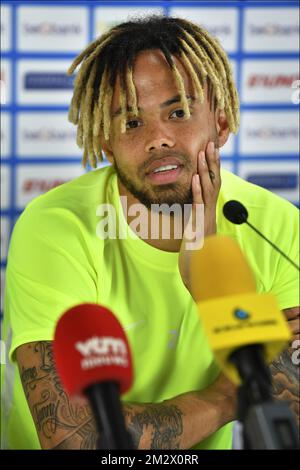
left=104, top=49, right=225, bottom=209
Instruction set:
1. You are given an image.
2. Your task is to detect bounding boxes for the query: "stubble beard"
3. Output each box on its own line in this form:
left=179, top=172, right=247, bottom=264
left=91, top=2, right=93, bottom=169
left=114, top=159, right=193, bottom=210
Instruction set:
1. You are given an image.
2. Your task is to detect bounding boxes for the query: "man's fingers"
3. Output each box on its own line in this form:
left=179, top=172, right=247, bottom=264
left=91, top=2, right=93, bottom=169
left=198, top=142, right=221, bottom=204
left=192, top=173, right=203, bottom=205
left=181, top=173, right=204, bottom=253
left=287, top=318, right=300, bottom=336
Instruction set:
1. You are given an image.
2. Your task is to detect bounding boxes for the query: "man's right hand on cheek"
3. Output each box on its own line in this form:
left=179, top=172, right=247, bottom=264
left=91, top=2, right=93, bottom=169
left=178, top=141, right=221, bottom=295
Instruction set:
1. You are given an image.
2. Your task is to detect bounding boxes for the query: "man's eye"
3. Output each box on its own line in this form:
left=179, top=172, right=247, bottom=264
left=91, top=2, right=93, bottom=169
left=126, top=120, right=140, bottom=129
left=170, top=109, right=186, bottom=119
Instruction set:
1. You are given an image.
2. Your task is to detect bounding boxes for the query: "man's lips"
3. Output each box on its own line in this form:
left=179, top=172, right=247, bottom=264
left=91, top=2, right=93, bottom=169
left=145, top=157, right=183, bottom=175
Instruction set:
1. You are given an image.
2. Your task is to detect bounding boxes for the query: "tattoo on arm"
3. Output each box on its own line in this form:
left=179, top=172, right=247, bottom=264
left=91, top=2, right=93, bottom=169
left=270, top=348, right=299, bottom=423
left=269, top=307, right=300, bottom=424
left=124, top=403, right=183, bottom=449
left=18, top=341, right=184, bottom=449
left=18, top=341, right=99, bottom=449
left=52, top=419, right=99, bottom=450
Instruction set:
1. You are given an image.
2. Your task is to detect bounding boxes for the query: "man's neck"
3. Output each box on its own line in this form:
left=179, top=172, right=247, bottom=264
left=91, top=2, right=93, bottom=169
left=118, top=180, right=183, bottom=253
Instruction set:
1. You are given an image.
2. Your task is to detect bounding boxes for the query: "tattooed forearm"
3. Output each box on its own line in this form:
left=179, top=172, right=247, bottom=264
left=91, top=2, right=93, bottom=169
left=17, top=341, right=99, bottom=449
left=17, top=341, right=235, bottom=449
left=52, top=418, right=98, bottom=449
left=270, top=307, right=300, bottom=425
left=124, top=403, right=183, bottom=449
left=270, top=348, right=299, bottom=423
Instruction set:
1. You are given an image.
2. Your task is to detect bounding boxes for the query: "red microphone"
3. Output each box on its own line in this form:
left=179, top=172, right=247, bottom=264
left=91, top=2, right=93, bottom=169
left=54, top=303, right=134, bottom=449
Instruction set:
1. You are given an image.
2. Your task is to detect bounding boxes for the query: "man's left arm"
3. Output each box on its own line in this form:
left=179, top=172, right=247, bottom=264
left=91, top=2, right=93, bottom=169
left=270, top=306, right=299, bottom=424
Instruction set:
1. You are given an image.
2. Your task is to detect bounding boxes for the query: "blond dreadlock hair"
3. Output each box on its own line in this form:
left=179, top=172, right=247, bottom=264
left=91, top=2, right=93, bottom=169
left=67, top=16, right=239, bottom=168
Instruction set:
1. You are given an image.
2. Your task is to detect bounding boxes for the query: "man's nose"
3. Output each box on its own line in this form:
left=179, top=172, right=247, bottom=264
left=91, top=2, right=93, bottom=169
left=145, top=127, right=175, bottom=152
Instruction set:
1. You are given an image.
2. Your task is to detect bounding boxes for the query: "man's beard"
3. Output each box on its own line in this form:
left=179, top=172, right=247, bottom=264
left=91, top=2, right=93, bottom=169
left=114, top=160, right=193, bottom=210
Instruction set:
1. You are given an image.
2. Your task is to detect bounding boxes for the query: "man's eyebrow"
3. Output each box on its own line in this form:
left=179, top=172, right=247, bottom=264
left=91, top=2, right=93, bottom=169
left=111, top=95, right=195, bottom=118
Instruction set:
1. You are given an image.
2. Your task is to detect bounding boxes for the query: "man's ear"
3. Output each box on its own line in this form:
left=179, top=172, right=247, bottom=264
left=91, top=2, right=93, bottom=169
left=100, top=134, right=114, bottom=165
left=215, top=108, right=230, bottom=148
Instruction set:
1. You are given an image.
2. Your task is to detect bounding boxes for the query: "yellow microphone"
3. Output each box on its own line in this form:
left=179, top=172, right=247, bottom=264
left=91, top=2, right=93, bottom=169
left=190, top=235, right=291, bottom=385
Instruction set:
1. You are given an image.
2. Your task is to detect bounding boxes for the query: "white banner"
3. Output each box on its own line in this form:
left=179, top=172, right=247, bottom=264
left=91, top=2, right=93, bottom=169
left=1, top=59, right=11, bottom=105
left=0, top=217, right=9, bottom=262
left=0, top=165, right=10, bottom=210
left=243, top=8, right=299, bottom=52
left=17, top=6, right=89, bottom=52
left=238, top=161, right=299, bottom=201
left=16, top=164, right=85, bottom=208
left=0, top=5, right=12, bottom=52
left=17, top=60, right=75, bottom=105
left=239, top=111, right=299, bottom=155
left=0, top=113, right=11, bottom=159
left=94, top=6, right=163, bottom=37
left=17, top=112, right=82, bottom=157
left=241, top=60, right=300, bottom=103
left=169, top=7, right=239, bottom=53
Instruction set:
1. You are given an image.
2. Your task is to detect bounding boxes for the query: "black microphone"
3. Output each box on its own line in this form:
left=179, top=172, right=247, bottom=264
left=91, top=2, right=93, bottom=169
left=223, top=200, right=299, bottom=272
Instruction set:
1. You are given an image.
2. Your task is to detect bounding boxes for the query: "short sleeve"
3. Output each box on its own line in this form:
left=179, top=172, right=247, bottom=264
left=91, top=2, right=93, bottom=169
left=270, top=202, right=299, bottom=310
left=5, top=205, right=98, bottom=361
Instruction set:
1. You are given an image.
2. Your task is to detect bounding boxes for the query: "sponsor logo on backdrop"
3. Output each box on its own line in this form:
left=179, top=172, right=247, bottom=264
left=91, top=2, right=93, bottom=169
left=18, top=7, right=88, bottom=52
left=24, top=73, right=74, bottom=90
left=248, top=23, right=299, bottom=37
left=248, top=74, right=299, bottom=88
left=94, top=6, right=164, bottom=37
left=17, top=113, right=81, bottom=157
left=22, top=179, right=67, bottom=193
left=22, top=128, right=76, bottom=142
left=246, top=173, right=298, bottom=190
left=240, top=112, right=299, bottom=154
left=238, top=162, right=299, bottom=202
left=242, top=61, right=300, bottom=103
left=168, top=7, right=238, bottom=53
left=16, top=165, right=85, bottom=208
left=18, top=60, right=74, bottom=104
left=22, top=22, right=81, bottom=35
left=203, top=24, right=232, bottom=37
left=246, top=127, right=298, bottom=139
left=244, top=9, right=299, bottom=51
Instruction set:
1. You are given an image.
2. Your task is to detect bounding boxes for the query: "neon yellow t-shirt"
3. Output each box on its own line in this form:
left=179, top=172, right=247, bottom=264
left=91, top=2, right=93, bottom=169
left=1, top=166, right=299, bottom=449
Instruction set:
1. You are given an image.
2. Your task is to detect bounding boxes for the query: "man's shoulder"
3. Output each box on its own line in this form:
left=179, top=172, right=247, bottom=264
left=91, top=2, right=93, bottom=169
left=220, top=169, right=298, bottom=218
left=10, top=164, right=117, bottom=249
left=25, top=164, right=115, bottom=213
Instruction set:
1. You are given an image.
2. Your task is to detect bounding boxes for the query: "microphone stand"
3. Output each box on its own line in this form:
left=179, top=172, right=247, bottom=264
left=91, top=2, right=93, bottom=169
left=230, top=344, right=299, bottom=449
left=85, top=381, right=135, bottom=450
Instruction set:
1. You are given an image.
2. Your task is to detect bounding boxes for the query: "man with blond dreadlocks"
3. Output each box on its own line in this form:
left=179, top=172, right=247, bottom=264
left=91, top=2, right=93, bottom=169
left=2, top=16, right=299, bottom=450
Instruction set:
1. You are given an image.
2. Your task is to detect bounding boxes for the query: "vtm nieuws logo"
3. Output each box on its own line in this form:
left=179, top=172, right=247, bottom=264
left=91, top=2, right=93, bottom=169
left=75, top=336, right=128, bottom=370
left=234, top=308, right=251, bottom=320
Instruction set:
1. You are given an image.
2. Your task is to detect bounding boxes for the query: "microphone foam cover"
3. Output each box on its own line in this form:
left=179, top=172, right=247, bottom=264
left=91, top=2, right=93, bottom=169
left=223, top=200, right=248, bottom=224
left=190, top=235, right=257, bottom=302
left=54, top=304, right=133, bottom=397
